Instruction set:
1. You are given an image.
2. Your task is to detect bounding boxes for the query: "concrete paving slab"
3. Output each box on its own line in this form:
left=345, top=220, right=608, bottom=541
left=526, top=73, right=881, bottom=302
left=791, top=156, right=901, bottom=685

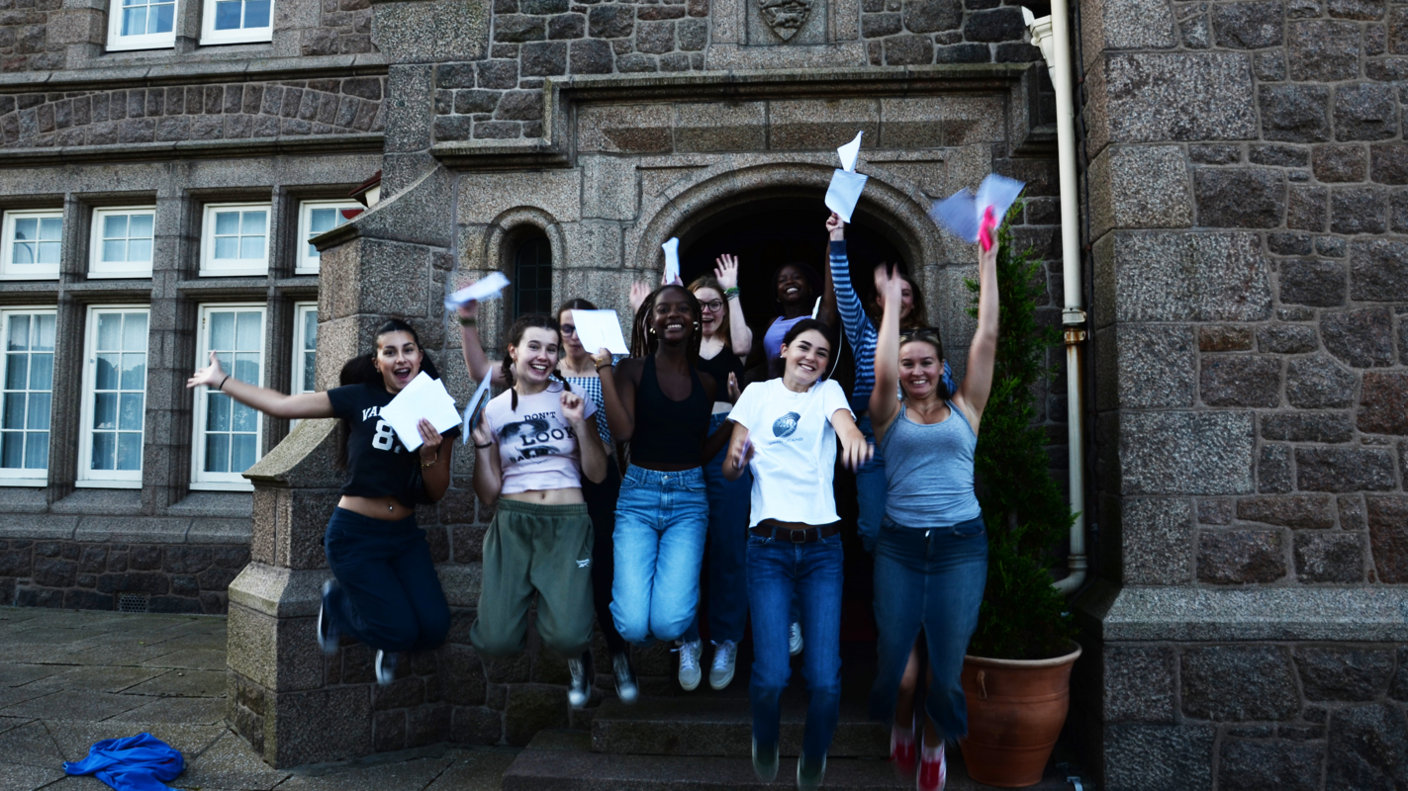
left=106, top=695, right=226, bottom=726
left=424, top=747, right=520, bottom=791
left=45, top=719, right=226, bottom=762
left=0, top=690, right=147, bottom=721
left=174, top=731, right=293, bottom=791
left=0, top=663, right=62, bottom=688
left=0, top=683, right=63, bottom=710
left=0, top=761, right=65, bottom=790
left=277, top=755, right=457, bottom=790
left=123, top=668, right=227, bottom=698
left=141, top=647, right=227, bottom=671
left=30, top=665, right=166, bottom=694
left=0, top=720, right=64, bottom=768
left=0, top=715, right=33, bottom=736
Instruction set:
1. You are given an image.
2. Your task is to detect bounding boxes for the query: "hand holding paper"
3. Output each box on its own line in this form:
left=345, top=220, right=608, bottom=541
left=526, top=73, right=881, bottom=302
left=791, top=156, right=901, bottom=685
left=825, top=131, right=869, bottom=223
left=444, top=272, right=510, bottom=310
left=929, top=174, right=1025, bottom=251
left=572, top=309, right=629, bottom=355
left=379, top=372, right=462, bottom=452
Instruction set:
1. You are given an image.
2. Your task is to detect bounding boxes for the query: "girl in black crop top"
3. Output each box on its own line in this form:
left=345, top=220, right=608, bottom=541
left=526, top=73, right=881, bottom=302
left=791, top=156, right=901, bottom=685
left=593, top=284, right=733, bottom=690
left=187, top=318, right=457, bottom=688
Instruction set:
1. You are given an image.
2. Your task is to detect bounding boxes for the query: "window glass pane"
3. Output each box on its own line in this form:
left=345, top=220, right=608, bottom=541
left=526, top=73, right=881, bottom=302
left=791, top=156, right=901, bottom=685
left=7, top=315, right=28, bottom=351
left=127, top=238, right=152, bottom=263
left=38, top=218, right=61, bottom=241
left=122, top=313, right=147, bottom=350
left=205, top=433, right=230, bottom=472
left=235, top=312, right=260, bottom=349
left=5, top=355, right=25, bottom=391
left=22, top=432, right=45, bottom=470
left=13, top=219, right=35, bottom=241
left=232, top=401, right=257, bottom=432
left=96, top=313, right=122, bottom=350
left=103, top=214, right=128, bottom=239
left=208, top=392, right=231, bottom=432
left=120, top=353, right=145, bottom=392
left=94, top=392, right=117, bottom=430
left=239, top=236, right=263, bottom=259
left=152, top=2, right=174, bottom=32
left=302, top=353, right=315, bottom=392
left=124, top=4, right=149, bottom=34
left=210, top=312, right=234, bottom=351
left=1, top=432, right=21, bottom=468
left=303, top=309, right=317, bottom=350
left=33, top=315, right=54, bottom=351
left=12, top=243, right=33, bottom=265
left=102, top=240, right=127, bottom=262
left=231, top=433, right=257, bottom=472
left=117, top=433, right=142, bottom=470
left=27, top=393, right=49, bottom=431
left=30, top=353, right=52, bottom=391
left=234, top=352, right=259, bottom=385
left=91, top=431, right=115, bottom=470
left=95, top=353, right=119, bottom=390
left=310, top=208, right=336, bottom=233
left=129, top=214, right=153, bottom=238
left=214, top=237, right=237, bottom=260
left=119, top=393, right=143, bottom=430
left=241, top=210, right=266, bottom=235
left=36, top=241, right=59, bottom=265
left=244, top=0, right=270, bottom=26
left=214, top=211, right=239, bottom=235
left=3, top=394, right=24, bottom=429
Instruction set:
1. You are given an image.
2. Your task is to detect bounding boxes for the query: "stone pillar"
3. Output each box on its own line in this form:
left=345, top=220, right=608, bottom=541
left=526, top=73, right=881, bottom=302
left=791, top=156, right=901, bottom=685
left=1073, top=0, right=1408, bottom=788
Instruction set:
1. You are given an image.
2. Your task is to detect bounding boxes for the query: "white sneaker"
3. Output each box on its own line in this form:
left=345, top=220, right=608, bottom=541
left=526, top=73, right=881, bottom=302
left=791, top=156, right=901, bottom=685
left=789, top=622, right=804, bottom=657
left=677, top=639, right=703, bottom=691
left=374, top=649, right=397, bottom=686
left=709, top=640, right=737, bottom=690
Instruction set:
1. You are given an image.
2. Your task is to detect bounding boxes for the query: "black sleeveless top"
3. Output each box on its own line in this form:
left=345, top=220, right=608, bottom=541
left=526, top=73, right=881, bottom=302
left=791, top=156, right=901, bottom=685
left=631, top=356, right=712, bottom=465
left=696, top=346, right=745, bottom=402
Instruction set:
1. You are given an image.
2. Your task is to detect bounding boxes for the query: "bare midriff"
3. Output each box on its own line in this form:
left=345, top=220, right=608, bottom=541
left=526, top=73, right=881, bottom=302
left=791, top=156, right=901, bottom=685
left=338, top=495, right=416, bottom=521
left=503, top=487, right=586, bottom=505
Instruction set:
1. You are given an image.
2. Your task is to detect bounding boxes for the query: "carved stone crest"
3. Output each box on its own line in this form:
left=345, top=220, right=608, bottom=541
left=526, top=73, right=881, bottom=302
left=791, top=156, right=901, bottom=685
left=757, top=0, right=813, bottom=41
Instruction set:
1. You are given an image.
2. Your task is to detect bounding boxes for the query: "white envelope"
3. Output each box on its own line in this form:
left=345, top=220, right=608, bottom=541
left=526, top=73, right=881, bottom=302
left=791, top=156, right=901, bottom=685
left=825, top=169, right=869, bottom=224
left=379, top=372, right=463, bottom=452
left=573, top=309, right=629, bottom=355
left=661, top=238, right=681, bottom=285
left=444, top=272, right=510, bottom=310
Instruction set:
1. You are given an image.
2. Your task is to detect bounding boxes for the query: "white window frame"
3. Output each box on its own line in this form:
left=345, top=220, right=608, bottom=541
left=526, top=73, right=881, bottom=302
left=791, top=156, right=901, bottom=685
left=191, top=303, right=266, bottom=491
left=292, top=302, right=317, bottom=395
left=78, top=305, right=150, bottom=488
left=89, top=206, right=156, bottom=279
left=200, top=202, right=270, bottom=277
left=296, top=200, right=359, bottom=275
left=1, top=209, right=63, bottom=281
left=105, top=0, right=179, bottom=52
left=0, top=309, right=56, bottom=487
left=199, top=0, right=274, bottom=45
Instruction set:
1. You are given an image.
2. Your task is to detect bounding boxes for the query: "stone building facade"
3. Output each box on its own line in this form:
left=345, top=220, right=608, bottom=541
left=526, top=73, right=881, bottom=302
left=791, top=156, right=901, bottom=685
left=2, top=0, right=1406, bottom=786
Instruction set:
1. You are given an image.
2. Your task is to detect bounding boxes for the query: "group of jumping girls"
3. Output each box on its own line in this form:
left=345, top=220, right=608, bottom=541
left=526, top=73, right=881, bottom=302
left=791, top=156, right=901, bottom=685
left=186, top=211, right=1000, bottom=791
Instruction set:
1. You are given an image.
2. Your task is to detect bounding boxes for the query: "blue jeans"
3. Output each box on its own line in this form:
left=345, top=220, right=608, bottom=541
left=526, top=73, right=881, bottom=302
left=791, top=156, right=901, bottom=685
left=323, top=508, right=450, bottom=654
left=868, top=516, right=988, bottom=740
left=684, top=412, right=753, bottom=645
left=747, top=530, right=844, bottom=760
left=854, top=413, right=887, bottom=554
left=610, top=465, right=709, bottom=644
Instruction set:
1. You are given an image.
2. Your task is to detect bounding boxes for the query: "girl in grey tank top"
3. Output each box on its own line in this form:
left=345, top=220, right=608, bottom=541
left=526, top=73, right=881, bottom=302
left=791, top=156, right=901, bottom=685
left=865, top=242, right=1002, bottom=787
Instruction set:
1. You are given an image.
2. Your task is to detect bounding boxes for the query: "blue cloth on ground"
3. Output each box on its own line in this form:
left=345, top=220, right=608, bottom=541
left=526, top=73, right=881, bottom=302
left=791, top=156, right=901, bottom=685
left=63, top=733, right=185, bottom=791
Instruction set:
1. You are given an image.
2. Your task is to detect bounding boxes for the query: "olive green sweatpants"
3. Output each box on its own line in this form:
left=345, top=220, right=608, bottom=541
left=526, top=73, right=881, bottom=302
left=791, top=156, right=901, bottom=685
left=469, top=499, right=595, bottom=659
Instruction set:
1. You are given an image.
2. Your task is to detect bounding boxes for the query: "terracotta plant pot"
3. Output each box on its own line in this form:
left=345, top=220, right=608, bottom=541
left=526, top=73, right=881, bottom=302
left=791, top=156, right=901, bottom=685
left=958, top=641, right=1083, bottom=788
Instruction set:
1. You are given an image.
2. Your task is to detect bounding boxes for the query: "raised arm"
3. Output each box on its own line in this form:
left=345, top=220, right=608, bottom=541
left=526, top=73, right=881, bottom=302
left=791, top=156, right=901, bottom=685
left=955, top=239, right=1000, bottom=430
left=867, top=266, right=906, bottom=435
left=714, top=255, right=754, bottom=357
left=187, top=352, right=333, bottom=419
left=457, top=301, right=506, bottom=386
left=826, top=213, right=871, bottom=351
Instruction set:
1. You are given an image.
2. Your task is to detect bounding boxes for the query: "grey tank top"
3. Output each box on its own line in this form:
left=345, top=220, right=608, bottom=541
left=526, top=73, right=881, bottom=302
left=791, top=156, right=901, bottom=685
left=880, top=400, right=983, bottom=528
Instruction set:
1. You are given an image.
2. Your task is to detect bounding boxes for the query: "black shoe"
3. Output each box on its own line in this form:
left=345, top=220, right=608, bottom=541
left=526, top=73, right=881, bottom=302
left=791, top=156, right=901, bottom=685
left=316, top=580, right=340, bottom=655
left=374, top=649, right=397, bottom=686
left=567, top=649, right=594, bottom=709
left=612, top=651, right=638, bottom=704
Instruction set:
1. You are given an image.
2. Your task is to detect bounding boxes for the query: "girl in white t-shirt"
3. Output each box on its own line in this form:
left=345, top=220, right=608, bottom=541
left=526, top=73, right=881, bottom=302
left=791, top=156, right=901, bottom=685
left=466, top=313, right=608, bottom=711
left=721, top=318, right=872, bottom=791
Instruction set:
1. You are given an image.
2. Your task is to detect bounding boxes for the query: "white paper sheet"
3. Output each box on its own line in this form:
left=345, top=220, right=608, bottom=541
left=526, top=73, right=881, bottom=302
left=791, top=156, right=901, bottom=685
left=837, top=131, right=864, bottom=173
left=572, top=309, right=629, bottom=355
left=825, top=169, right=869, bottom=224
left=661, top=238, right=681, bottom=284
left=379, top=372, right=463, bottom=452
left=928, top=174, right=1026, bottom=244
left=811, top=296, right=821, bottom=319
left=444, top=272, right=510, bottom=310
left=460, top=374, right=494, bottom=445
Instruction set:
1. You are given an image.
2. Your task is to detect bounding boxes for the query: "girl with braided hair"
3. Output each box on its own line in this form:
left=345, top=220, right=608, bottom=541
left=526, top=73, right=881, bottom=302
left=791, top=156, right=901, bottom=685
left=461, top=311, right=608, bottom=710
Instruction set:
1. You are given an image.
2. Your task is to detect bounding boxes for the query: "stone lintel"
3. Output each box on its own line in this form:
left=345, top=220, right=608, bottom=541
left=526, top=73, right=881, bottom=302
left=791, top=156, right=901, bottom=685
left=0, top=54, right=389, bottom=94
left=1076, top=580, right=1408, bottom=643
left=0, top=135, right=385, bottom=170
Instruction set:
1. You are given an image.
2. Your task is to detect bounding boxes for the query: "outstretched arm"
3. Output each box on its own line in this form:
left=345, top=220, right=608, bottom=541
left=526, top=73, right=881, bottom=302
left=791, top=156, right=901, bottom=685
left=187, top=352, right=333, bottom=419
left=714, top=255, right=754, bottom=358
left=867, top=266, right=906, bottom=435
left=826, top=213, right=871, bottom=350
left=955, top=239, right=1000, bottom=430
left=458, top=301, right=506, bottom=386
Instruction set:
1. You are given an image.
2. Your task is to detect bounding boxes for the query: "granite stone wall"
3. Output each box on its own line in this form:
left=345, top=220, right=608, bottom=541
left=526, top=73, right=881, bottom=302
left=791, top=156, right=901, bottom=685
left=1077, top=0, right=1408, bottom=785
left=0, top=77, right=386, bottom=148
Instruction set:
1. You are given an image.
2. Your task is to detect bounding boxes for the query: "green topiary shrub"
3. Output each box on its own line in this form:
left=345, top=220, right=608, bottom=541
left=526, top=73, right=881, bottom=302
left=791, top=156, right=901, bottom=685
left=963, top=203, right=1077, bottom=661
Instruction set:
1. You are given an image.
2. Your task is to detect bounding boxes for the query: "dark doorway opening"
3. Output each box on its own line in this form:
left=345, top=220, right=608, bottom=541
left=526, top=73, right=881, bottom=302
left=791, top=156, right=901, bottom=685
left=679, top=198, right=910, bottom=644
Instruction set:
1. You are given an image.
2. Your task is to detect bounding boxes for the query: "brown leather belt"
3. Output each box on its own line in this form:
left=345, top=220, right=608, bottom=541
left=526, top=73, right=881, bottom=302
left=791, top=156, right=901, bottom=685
left=750, top=520, right=841, bottom=544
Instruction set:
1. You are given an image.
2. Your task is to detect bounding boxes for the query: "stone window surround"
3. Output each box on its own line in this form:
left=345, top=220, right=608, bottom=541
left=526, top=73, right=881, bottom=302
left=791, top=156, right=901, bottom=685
left=105, top=0, right=180, bottom=53
left=295, top=198, right=359, bottom=274
left=0, top=209, right=64, bottom=281
left=76, top=304, right=151, bottom=488
left=198, top=0, right=276, bottom=47
left=89, top=205, right=158, bottom=279
left=201, top=201, right=273, bottom=277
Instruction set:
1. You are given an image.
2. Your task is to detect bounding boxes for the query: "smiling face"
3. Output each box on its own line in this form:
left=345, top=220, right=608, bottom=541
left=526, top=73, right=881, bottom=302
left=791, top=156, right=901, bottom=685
left=509, top=326, right=561, bottom=385
left=775, top=265, right=812, bottom=308
left=649, top=285, right=697, bottom=346
left=780, top=329, right=831, bottom=388
left=898, top=338, right=943, bottom=400
left=374, top=331, right=424, bottom=393
left=694, top=286, right=724, bottom=339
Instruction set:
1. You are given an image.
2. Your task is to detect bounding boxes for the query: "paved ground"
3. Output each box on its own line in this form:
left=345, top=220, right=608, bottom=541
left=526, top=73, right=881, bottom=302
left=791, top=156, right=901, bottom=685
left=0, top=607, right=518, bottom=791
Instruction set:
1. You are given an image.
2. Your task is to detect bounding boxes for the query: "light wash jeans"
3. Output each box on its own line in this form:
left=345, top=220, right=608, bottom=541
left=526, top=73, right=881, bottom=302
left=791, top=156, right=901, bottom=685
left=610, top=464, right=709, bottom=644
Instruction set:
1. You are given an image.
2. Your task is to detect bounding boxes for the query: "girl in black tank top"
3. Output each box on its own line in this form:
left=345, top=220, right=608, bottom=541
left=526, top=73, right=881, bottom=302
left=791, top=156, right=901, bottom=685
left=593, top=284, right=734, bottom=686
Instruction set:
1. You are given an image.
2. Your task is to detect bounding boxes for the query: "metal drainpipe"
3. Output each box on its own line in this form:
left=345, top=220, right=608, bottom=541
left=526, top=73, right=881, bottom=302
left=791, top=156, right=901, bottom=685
left=1023, top=4, right=1088, bottom=596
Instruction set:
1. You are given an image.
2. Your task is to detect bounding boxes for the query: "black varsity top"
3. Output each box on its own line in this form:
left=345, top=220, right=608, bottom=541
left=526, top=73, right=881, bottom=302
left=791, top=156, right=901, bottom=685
left=326, top=382, right=462, bottom=507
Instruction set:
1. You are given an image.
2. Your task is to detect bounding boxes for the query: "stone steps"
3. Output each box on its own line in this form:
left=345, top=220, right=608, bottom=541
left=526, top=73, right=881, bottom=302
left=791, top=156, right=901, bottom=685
left=501, top=730, right=1086, bottom=791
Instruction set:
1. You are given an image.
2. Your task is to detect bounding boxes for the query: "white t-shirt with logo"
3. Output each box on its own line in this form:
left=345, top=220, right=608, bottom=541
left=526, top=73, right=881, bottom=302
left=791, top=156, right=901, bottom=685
left=728, top=377, right=854, bottom=527
left=483, top=381, right=597, bottom=495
